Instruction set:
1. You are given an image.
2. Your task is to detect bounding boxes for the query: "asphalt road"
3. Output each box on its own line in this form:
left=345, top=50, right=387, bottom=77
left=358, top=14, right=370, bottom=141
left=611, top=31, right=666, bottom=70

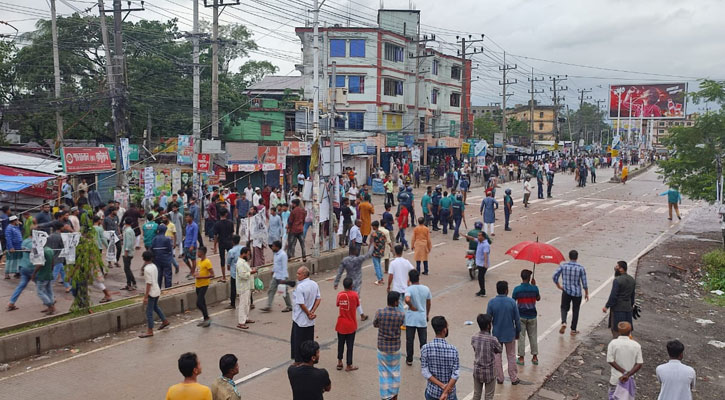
left=0, top=166, right=698, bottom=400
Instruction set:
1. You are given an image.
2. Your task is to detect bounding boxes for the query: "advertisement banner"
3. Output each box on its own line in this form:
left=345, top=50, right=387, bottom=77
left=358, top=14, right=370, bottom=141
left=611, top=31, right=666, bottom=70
left=172, top=168, right=181, bottom=193
left=258, top=146, right=285, bottom=165
left=493, top=133, right=504, bottom=148
left=143, top=166, right=155, bottom=198
left=474, top=139, right=488, bottom=157
left=386, top=132, right=399, bottom=147
left=61, top=147, right=113, bottom=174
left=102, top=143, right=139, bottom=161
left=0, top=165, right=57, bottom=199
left=197, top=153, right=211, bottom=173
left=282, top=141, right=312, bottom=156
left=609, top=83, right=687, bottom=119
left=612, top=120, right=643, bottom=135
left=411, top=146, right=421, bottom=162
left=348, top=142, right=367, bottom=155
left=154, top=137, right=178, bottom=154
left=461, top=142, right=470, bottom=154
left=177, top=135, right=194, bottom=164
left=119, top=138, right=130, bottom=171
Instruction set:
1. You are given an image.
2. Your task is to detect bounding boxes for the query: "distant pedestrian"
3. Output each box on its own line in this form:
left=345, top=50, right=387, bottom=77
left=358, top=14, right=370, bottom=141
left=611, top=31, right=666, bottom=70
left=486, top=281, right=521, bottom=385
left=4, top=215, right=22, bottom=279
left=546, top=169, right=555, bottom=198
left=388, top=245, right=414, bottom=310
left=213, top=208, right=234, bottom=282
left=536, top=167, right=545, bottom=199
left=31, top=243, right=55, bottom=315
left=374, top=291, right=406, bottom=400
left=225, top=235, right=243, bottom=309
left=152, top=224, right=174, bottom=289
left=287, top=199, right=307, bottom=262
left=511, top=269, right=540, bottom=366
left=165, top=352, right=212, bottom=400
left=235, top=246, right=257, bottom=330
left=462, top=230, right=491, bottom=297
left=603, top=261, right=636, bottom=337
left=335, top=277, right=360, bottom=371
left=439, top=190, right=452, bottom=235
left=656, top=340, right=696, bottom=400
left=420, top=316, right=460, bottom=400
left=659, top=187, right=682, bottom=221
left=261, top=240, right=293, bottom=313
left=121, top=218, right=137, bottom=291
left=396, top=206, right=409, bottom=250
left=183, top=213, right=199, bottom=279
left=359, top=194, right=374, bottom=244
left=348, top=219, right=363, bottom=256
left=210, top=354, right=241, bottom=400
left=288, top=340, right=331, bottom=400
left=404, top=270, right=431, bottom=366
left=523, top=177, right=532, bottom=208
left=606, top=322, right=643, bottom=398
left=291, top=266, right=321, bottom=363
left=411, top=218, right=432, bottom=275
left=138, top=251, right=169, bottom=338
left=370, top=220, right=388, bottom=284
left=194, top=246, right=214, bottom=328
left=451, top=193, right=466, bottom=240
left=553, top=250, right=589, bottom=336
left=503, top=189, right=513, bottom=231
left=480, top=191, right=498, bottom=237
left=471, top=314, right=501, bottom=400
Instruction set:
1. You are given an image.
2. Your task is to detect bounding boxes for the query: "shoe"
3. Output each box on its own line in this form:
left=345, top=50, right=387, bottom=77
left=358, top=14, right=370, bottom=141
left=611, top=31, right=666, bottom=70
left=559, top=324, right=566, bottom=334
left=196, top=320, right=205, bottom=327
left=281, top=307, right=293, bottom=313
left=667, top=218, right=672, bottom=220
left=516, top=358, right=525, bottom=366
left=406, top=361, right=413, bottom=366
left=158, top=321, right=170, bottom=330
left=260, top=307, right=271, bottom=312
left=360, top=314, right=368, bottom=321
left=201, top=320, right=211, bottom=328
left=475, top=291, right=484, bottom=297
left=224, top=304, right=235, bottom=309
left=505, top=228, right=512, bottom=231
left=511, top=379, right=521, bottom=385
left=570, top=330, right=579, bottom=336
left=422, top=272, right=428, bottom=275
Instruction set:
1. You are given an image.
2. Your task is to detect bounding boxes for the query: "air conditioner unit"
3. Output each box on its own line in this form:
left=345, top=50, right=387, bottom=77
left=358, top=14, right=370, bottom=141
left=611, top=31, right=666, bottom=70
left=433, top=108, right=442, bottom=117
left=391, top=103, right=405, bottom=113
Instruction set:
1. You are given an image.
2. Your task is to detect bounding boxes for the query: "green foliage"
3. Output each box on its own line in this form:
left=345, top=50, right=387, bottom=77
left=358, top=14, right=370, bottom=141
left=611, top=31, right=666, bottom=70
left=473, top=113, right=499, bottom=143
left=65, top=232, right=103, bottom=312
left=561, top=103, right=607, bottom=144
left=702, top=250, right=725, bottom=293
left=506, top=117, right=529, bottom=136
left=691, top=79, right=725, bottom=106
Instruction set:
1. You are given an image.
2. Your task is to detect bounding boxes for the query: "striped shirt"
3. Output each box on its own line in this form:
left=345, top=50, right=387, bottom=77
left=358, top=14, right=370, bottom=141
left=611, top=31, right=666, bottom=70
left=511, top=282, right=540, bottom=319
left=552, top=261, right=588, bottom=297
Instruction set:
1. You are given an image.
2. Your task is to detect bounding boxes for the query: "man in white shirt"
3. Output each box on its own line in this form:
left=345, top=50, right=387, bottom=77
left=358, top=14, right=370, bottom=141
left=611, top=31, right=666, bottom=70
left=291, top=266, right=321, bottom=364
left=244, top=183, right=254, bottom=203
left=523, top=177, right=533, bottom=208
left=348, top=219, right=363, bottom=256
left=139, top=251, right=169, bottom=338
left=252, top=188, right=262, bottom=208
left=656, top=339, right=696, bottom=400
left=606, top=322, right=643, bottom=394
left=387, top=244, right=414, bottom=311
left=297, top=172, right=306, bottom=191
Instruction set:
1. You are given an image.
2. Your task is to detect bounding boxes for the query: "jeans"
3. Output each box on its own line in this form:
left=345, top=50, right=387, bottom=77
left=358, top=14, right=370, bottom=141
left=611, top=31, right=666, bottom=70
left=35, top=280, right=54, bottom=306
left=302, top=221, right=312, bottom=240
left=122, top=255, right=136, bottom=287
left=53, top=263, right=71, bottom=289
left=416, top=260, right=429, bottom=274
left=157, top=264, right=172, bottom=289
left=406, top=204, right=416, bottom=226
left=342, top=223, right=352, bottom=245
left=287, top=232, right=306, bottom=259
left=494, top=341, right=518, bottom=382
left=504, top=210, right=511, bottom=229
left=196, top=285, right=209, bottom=319
left=561, top=291, right=583, bottom=330
left=472, top=376, right=496, bottom=400
left=537, top=182, right=544, bottom=198
left=423, top=212, right=431, bottom=227
left=372, top=257, right=383, bottom=281
left=477, top=266, right=487, bottom=294
left=452, top=214, right=462, bottom=239
left=267, top=278, right=292, bottom=308
left=405, top=326, right=428, bottom=363
left=440, top=209, right=450, bottom=234
left=145, top=296, right=166, bottom=329
left=386, top=192, right=395, bottom=206
left=547, top=183, right=553, bottom=197
left=9, top=267, right=32, bottom=304
left=337, top=332, right=356, bottom=365
left=396, top=228, right=408, bottom=248
left=518, top=317, right=538, bottom=356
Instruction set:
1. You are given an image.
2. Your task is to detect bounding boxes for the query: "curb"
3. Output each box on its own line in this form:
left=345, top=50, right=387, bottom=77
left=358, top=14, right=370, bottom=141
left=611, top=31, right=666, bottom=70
left=0, top=248, right=347, bottom=364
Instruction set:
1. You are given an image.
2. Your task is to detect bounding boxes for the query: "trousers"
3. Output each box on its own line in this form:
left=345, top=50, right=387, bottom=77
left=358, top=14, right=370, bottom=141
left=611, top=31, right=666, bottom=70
left=337, top=332, right=356, bottom=365
left=267, top=278, right=292, bottom=308
left=452, top=214, right=462, bottom=239
left=561, top=291, right=583, bottom=331
left=405, top=326, right=428, bottom=363
left=415, top=260, right=429, bottom=274
left=145, top=296, right=166, bottom=329
left=9, top=267, right=32, bottom=304
left=196, top=286, right=209, bottom=319
left=472, top=376, right=496, bottom=400
left=518, top=317, right=538, bottom=356
left=157, top=264, right=172, bottom=289
left=440, top=209, right=450, bottom=234
left=35, top=280, right=54, bottom=307
left=504, top=210, right=511, bottom=229
left=477, top=266, right=487, bottom=294
left=494, top=341, right=518, bottom=382
left=229, top=277, right=237, bottom=308
left=122, top=255, right=136, bottom=287
left=291, top=322, right=315, bottom=362
left=287, top=232, right=306, bottom=259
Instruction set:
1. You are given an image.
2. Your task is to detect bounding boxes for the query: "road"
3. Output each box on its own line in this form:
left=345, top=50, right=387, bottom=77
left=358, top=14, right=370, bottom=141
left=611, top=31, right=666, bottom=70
left=0, top=167, right=698, bottom=400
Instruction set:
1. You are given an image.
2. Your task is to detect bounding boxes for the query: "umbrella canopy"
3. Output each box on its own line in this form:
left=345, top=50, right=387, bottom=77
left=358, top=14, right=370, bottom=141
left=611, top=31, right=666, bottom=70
left=505, top=241, right=565, bottom=265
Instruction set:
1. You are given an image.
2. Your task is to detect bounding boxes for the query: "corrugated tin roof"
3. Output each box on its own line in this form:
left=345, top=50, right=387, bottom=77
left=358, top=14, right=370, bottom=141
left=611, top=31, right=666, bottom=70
left=246, top=75, right=304, bottom=91
left=0, top=151, right=65, bottom=176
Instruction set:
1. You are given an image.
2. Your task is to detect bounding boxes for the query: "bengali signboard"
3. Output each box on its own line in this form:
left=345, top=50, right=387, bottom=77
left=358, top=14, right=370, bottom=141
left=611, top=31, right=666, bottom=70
left=609, top=83, right=687, bottom=119
left=61, top=147, right=113, bottom=174
left=143, top=167, right=154, bottom=198
left=197, top=154, right=211, bottom=173
left=386, top=132, right=399, bottom=147
left=283, top=141, right=312, bottom=156
left=177, top=135, right=194, bottom=164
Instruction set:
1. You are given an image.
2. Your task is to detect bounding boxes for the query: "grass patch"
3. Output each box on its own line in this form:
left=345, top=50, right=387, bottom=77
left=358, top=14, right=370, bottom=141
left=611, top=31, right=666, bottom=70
left=702, top=250, right=725, bottom=307
left=0, top=298, right=136, bottom=338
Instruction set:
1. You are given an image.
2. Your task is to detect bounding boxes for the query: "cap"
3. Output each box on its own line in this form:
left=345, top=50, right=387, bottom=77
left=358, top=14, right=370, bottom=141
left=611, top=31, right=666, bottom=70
left=255, top=187, right=260, bottom=191
left=8, top=215, right=17, bottom=222
left=70, top=207, right=78, bottom=212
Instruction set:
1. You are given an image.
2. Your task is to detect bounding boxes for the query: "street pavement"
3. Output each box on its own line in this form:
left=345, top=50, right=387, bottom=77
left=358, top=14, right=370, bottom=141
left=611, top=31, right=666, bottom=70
left=0, top=167, right=699, bottom=400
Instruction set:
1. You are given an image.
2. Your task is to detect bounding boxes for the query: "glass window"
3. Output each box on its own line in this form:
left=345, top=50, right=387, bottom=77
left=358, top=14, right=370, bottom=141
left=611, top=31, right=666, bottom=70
left=450, top=93, right=461, bottom=107
left=349, top=39, right=365, bottom=57
left=539, top=111, right=544, bottom=118
left=384, top=43, right=404, bottom=62
left=329, top=75, right=346, bottom=88
left=330, top=39, right=346, bottom=57
left=451, top=66, right=461, bottom=80
left=348, top=76, right=364, bottom=93
left=432, top=59, right=439, bottom=75
left=431, top=89, right=438, bottom=104
left=538, top=122, right=544, bottom=130
left=334, top=113, right=346, bottom=130
left=383, top=79, right=403, bottom=96
left=348, top=112, right=364, bottom=130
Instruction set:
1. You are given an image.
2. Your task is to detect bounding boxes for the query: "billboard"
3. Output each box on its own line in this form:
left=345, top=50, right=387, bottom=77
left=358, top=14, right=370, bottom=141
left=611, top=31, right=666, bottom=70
left=609, top=83, right=687, bottom=119
left=61, top=147, right=113, bottom=174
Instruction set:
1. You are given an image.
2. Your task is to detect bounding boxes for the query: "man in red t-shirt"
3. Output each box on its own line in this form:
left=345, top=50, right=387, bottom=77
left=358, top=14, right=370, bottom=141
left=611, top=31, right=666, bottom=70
left=336, top=277, right=360, bottom=371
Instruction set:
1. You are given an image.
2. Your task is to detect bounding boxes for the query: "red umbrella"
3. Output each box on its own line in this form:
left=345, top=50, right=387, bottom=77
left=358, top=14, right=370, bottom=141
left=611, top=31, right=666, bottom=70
left=505, top=238, right=565, bottom=276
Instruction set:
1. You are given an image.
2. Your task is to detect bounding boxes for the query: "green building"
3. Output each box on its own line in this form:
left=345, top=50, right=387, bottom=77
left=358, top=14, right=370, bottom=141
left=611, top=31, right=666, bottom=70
left=224, top=98, right=287, bottom=142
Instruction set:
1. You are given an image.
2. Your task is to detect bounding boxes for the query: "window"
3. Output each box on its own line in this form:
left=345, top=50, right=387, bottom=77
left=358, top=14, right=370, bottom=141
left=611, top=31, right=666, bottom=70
left=539, top=111, right=544, bottom=118
left=384, top=43, right=404, bottom=62
left=432, top=59, right=439, bottom=75
left=538, top=122, right=544, bottom=131
left=349, top=39, right=365, bottom=57
left=419, top=117, right=425, bottom=133
left=430, top=118, right=437, bottom=134
left=686, top=122, right=692, bottom=126
left=330, top=39, right=346, bottom=57
left=348, top=76, right=364, bottom=93
left=383, top=78, right=403, bottom=96
left=431, top=89, right=439, bottom=104
left=659, top=122, right=666, bottom=127
left=451, top=66, right=461, bottom=80
left=260, top=121, right=272, bottom=136
left=450, top=92, right=461, bottom=107
left=659, top=129, right=665, bottom=134
left=348, top=112, right=364, bottom=130
left=329, top=75, right=346, bottom=88
left=334, top=114, right=346, bottom=130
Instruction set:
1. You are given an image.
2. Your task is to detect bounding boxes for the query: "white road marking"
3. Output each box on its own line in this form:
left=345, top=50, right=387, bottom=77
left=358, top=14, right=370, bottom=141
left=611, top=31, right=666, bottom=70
left=546, top=199, right=565, bottom=205
left=582, top=220, right=594, bottom=227
left=608, top=204, right=631, bottom=214
left=542, top=208, right=550, bottom=211
left=654, top=207, right=667, bottom=213
left=633, top=205, right=649, bottom=212
left=555, top=200, right=578, bottom=207
left=576, top=202, right=595, bottom=208
left=532, top=211, right=539, bottom=215
left=595, top=203, right=612, bottom=209
left=546, top=237, right=560, bottom=244
left=642, top=193, right=648, bottom=197
left=488, top=260, right=509, bottom=271
left=433, top=242, right=446, bottom=248
left=235, top=367, right=270, bottom=384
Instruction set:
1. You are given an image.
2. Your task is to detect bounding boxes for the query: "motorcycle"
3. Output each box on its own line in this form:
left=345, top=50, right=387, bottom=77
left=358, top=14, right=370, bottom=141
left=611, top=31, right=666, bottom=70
left=466, top=250, right=477, bottom=280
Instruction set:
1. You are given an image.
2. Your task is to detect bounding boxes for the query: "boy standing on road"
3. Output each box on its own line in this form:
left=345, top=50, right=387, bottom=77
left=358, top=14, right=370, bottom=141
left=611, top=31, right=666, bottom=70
left=523, top=177, right=532, bottom=208
left=404, top=270, right=431, bottom=366
left=471, top=314, right=501, bottom=400
left=511, top=269, right=540, bottom=366
left=194, top=246, right=214, bottom=328
left=553, top=250, right=589, bottom=336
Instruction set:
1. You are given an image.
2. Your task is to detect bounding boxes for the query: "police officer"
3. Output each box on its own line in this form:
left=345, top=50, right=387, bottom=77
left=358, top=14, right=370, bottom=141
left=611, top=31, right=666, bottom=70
left=451, top=193, right=465, bottom=240
left=431, top=185, right=442, bottom=231
left=439, top=190, right=452, bottom=235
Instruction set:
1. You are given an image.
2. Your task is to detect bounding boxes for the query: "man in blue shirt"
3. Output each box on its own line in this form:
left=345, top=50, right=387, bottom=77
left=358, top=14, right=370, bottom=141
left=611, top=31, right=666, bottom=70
left=486, top=281, right=521, bottom=385
left=659, top=187, right=682, bottom=221
left=511, top=269, right=540, bottom=366
left=261, top=240, right=293, bottom=312
left=404, top=270, right=432, bottom=366
left=151, top=224, right=174, bottom=288
left=183, top=213, right=199, bottom=279
left=552, top=250, right=589, bottom=336
left=420, top=316, right=459, bottom=399
left=187, top=197, right=203, bottom=246
left=480, top=191, right=498, bottom=237
left=462, top=230, right=490, bottom=297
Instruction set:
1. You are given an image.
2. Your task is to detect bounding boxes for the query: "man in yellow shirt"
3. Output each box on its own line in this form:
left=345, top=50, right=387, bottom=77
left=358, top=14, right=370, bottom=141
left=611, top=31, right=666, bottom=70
left=166, top=352, right=212, bottom=400
left=195, top=246, right=215, bottom=327
left=162, top=215, right=180, bottom=274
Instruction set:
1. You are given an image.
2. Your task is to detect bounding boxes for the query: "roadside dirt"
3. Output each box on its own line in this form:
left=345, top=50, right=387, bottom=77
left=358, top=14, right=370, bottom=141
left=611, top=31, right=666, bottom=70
left=530, top=207, right=725, bottom=400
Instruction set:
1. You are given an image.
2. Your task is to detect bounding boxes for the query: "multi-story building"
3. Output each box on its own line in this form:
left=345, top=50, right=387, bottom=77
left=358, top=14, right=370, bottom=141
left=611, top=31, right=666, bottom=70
left=294, top=9, right=471, bottom=165
left=506, top=101, right=557, bottom=142
left=647, top=113, right=698, bottom=147
left=471, top=105, right=500, bottom=119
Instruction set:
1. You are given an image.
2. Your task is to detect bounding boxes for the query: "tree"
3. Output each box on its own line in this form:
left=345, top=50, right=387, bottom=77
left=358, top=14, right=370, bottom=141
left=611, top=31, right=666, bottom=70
left=561, top=103, right=607, bottom=145
left=658, top=80, right=725, bottom=203
left=506, top=117, right=529, bottom=136
left=473, top=113, right=498, bottom=143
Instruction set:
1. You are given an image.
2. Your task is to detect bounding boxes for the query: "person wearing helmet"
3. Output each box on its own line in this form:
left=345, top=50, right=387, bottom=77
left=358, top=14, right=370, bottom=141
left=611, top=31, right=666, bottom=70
left=504, top=189, right=514, bottom=231
left=438, top=191, right=452, bottom=235
left=451, top=193, right=466, bottom=240
left=431, top=186, right=442, bottom=231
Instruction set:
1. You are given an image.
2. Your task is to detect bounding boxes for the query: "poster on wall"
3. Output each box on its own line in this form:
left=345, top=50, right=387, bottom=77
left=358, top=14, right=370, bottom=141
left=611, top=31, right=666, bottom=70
left=114, top=189, right=129, bottom=209
left=143, top=166, right=155, bottom=198
left=177, top=135, right=194, bottom=164
left=30, top=230, right=48, bottom=266
left=197, top=154, right=211, bottom=173
left=172, top=168, right=181, bottom=193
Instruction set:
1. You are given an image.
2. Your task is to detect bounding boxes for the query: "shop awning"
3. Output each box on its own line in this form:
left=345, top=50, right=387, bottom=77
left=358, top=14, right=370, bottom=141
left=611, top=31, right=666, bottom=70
left=0, top=175, right=54, bottom=193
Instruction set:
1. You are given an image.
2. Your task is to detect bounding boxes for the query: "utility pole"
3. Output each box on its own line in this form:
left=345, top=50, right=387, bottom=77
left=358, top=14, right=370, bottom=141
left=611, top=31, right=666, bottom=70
left=527, top=67, right=544, bottom=150
left=311, top=0, right=321, bottom=258
left=498, top=51, right=517, bottom=140
left=456, top=35, right=484, bottom=138
left=577, top=88, right=592, bottom=146
left=410, top=34, right=435, bottom=139
left=50, top=0, right=63, bottom=150
left=549, top=75, right=567, bottom=149
left=328, top=61, right=337, bottom=251
left=595, top=99, right=605, bottom=147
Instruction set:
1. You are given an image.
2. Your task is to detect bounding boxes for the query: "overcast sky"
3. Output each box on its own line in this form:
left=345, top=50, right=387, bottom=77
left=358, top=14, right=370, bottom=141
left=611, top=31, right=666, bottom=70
left=2, top=0, right=723, bottom=115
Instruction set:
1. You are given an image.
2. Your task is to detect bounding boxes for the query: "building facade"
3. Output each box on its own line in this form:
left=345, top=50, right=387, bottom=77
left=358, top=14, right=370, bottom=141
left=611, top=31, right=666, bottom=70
left=648, top=113, right=697, bottom=147
left=506, top=102, right=557, bottom=141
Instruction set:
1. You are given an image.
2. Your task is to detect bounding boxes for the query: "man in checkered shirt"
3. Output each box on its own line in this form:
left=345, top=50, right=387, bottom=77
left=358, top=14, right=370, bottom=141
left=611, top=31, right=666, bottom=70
left=374, top=291, right=406, bottom=400
left=420, top=316, right=460, bottom=399
left=552, top=249, right=589, bottom=336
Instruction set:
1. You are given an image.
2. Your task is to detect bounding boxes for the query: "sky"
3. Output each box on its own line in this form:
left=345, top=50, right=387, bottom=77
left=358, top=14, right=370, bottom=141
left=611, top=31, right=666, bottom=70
left=2, top=0, right=724, bottom=116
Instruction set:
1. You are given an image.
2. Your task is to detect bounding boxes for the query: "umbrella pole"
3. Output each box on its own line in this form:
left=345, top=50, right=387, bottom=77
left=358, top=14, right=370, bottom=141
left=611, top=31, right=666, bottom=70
left=533, top=262, right=536, bottom=278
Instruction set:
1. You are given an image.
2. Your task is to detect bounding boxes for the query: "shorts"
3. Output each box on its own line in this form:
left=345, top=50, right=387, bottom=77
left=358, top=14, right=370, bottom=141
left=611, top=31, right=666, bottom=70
left=183, top=247, right=197, bottom=262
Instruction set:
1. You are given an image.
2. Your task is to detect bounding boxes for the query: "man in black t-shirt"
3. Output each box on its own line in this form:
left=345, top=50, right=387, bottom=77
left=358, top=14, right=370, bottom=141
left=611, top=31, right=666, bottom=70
left=288, top=340, right=331, bottom=400
left=340, top=198, right=353, bottom=246
left=213, top=208, right=234, bottom=283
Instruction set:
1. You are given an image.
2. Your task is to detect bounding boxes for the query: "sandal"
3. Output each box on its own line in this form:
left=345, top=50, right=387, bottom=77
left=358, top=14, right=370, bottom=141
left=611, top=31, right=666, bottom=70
left=138, top=333, right=154, bottom=338
left=336, top=364, right=343, bottom=371
left=516, top=359, right=525, bottom=366
left=246, top=320, right=255, bottom=324
left=236, top=324, right=249, bottom=330
left=158, top=322, right=170, bottom=330
left=532, top=357, right=539, bottom=365
left=345, top=366, right=358, bottom=372
left=6, top=304, right=18, bottom=311
left=99, top=297, right=112, bottom=303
